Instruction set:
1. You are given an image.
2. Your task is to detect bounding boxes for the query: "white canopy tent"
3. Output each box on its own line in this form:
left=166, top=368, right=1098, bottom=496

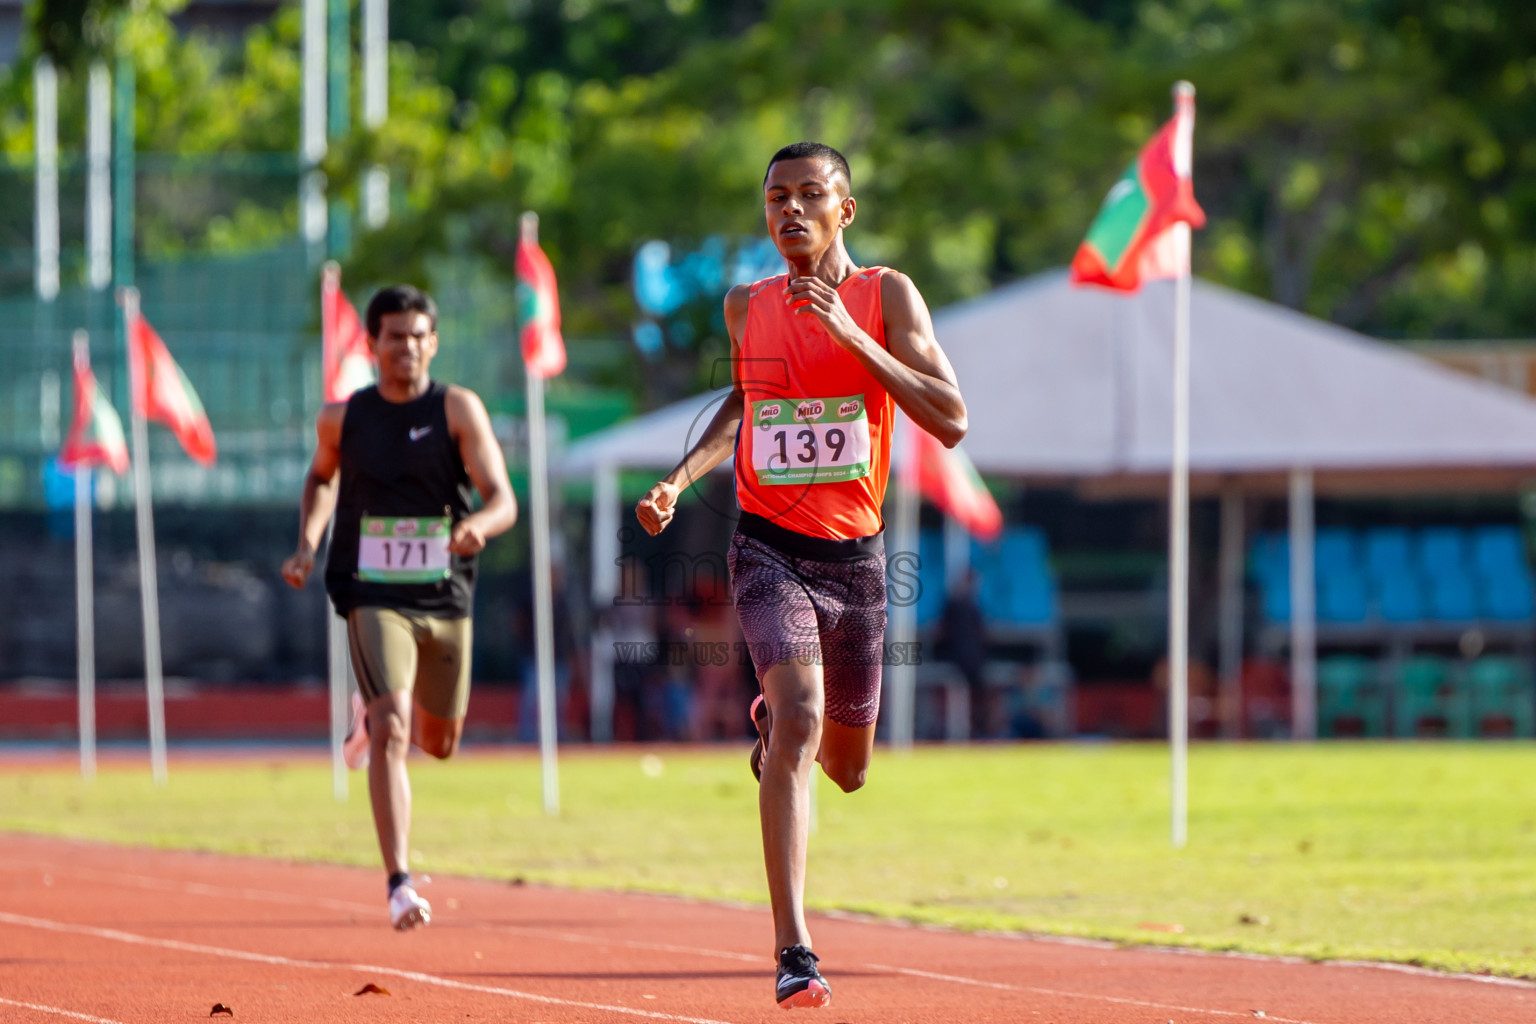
left=563, top=270, right=1536, bottom=741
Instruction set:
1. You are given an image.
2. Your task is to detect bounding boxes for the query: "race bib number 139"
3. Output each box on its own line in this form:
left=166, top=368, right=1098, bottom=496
left=358, top=516, right=452, bottom=583
left=751, top=394, right=871, bottom=486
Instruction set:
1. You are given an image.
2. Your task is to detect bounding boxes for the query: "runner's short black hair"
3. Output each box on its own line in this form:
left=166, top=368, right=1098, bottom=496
left=365, top=284, right=438, bottom=338
left=764, top=142, right=851, bottom=194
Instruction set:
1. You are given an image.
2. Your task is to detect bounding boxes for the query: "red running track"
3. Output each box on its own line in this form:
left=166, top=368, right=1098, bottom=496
left=1, top=832, right=1533, bottom=1023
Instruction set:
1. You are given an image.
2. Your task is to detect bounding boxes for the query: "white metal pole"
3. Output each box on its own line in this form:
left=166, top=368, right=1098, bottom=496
left=524, top=213, right=561, bottom=816
left=361, top=0, right=389, bottom=228
left=34, top=56, right=59, bottom=303
left=1166, top=79, right=1198, bottom=849
left=888, top=416, right=919, bottom=750
left=327, top=599, right=349, bottom=800
left=301, top=0, right=328, bottom=251
left=589, top=463, right=619, bottom=742
left=73, top=336, right=97, bottom=782
left=1288, top=467, right=1317, bottom=740
left=1168, top=215, right=1192, bottom=850
left=1216, top=487, right=1245, bottom=739
left=123, top=288, right=168, bottom=785
left=87, top=61, right=112, bottom=291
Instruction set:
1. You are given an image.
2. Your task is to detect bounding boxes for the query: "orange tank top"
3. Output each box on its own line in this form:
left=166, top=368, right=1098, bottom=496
left=734, top=267, right=894, bottom=540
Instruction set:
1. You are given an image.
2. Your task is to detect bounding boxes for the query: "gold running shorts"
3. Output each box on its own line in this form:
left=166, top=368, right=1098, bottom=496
left=347, top=606, right=473, bottom=721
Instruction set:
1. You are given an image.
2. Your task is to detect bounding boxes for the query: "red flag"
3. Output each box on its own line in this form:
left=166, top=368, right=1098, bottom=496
left=60, top=342, right=129, bottom=476
left=322, top=263, right=375, bottom=402
left=912, top=427, right=1002, bottom=541
left=516, top=230, right=567, bottom=378
left=1070, top=84, right=1205, bottom=292
left=129, top=310, right=217, bottom=466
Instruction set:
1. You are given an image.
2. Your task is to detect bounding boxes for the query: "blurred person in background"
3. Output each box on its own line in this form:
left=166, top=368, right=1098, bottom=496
left=281, top=284, right=517, bottom=931
left=635, top=141, right=968, bottom=1009
left=937, top=568, right=990, bottom=738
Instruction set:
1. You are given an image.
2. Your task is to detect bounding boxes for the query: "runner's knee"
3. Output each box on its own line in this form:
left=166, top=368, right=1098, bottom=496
left=770, top=697, right=822, bottom=751
left=371, top=704, right=411, bottom=754
left=418, top=724, right=461, bottom=760
left=821, top=757, right=867, bottom=793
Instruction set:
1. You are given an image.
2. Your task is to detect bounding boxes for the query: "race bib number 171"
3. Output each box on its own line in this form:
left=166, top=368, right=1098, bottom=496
left=358, top=516, right=452, bottom=583
left=750, top=394, right=871, bottom=486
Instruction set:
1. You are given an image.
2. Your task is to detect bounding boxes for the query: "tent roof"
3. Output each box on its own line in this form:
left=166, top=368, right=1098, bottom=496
left=562, top=387, right=733, bottom=476
left=940, top=270, right=1536, bottom=479
left=563, top=270, right=1536, bottom=484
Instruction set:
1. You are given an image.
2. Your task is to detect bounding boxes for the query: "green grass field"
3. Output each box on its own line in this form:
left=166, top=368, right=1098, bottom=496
left=4, top=742, right=1536, bottom=979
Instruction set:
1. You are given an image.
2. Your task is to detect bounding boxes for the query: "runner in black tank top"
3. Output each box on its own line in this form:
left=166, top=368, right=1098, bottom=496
left=281, top=285, right=517, bottom=931
left=328, top=381, right=477, bottom=618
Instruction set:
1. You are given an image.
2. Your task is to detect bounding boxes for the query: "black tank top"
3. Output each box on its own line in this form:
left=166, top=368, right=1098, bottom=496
left=326, top=382, right=476, bottom=617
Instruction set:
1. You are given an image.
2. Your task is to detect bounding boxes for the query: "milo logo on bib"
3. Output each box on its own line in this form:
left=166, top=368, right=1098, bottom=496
left=749, top=393, right=872, bottom=486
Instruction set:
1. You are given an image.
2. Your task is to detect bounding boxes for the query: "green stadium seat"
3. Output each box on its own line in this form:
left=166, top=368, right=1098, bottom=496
left=1467, top=656, right=1535, bottom=738
left=1391, top=656, right=1470, bottom=738
left=1317, top=655, right=1386, bottom=737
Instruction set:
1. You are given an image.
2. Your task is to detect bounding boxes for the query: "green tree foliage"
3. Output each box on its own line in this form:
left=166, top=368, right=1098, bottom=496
left=6, top=0, right=1535, bottom=398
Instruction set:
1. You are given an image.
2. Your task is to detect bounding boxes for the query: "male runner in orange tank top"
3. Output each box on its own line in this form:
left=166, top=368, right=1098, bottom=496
left=637, top=142, right=968, bottom=1009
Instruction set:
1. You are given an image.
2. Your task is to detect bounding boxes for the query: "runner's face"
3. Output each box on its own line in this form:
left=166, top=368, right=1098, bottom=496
left=371, top=311, right=437, bottom=384
left=764, top=158, right=854, bottom=260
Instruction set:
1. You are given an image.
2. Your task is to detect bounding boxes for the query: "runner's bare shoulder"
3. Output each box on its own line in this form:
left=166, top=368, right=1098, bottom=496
left=443, top=385, right=492, bottom=436
left=316, top=400, right=348, bottom=445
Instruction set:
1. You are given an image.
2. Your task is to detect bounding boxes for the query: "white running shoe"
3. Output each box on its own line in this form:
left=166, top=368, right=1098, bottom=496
left=343, top=692, right=370, bottom=771
left=388, top=882, right=431, bottom=931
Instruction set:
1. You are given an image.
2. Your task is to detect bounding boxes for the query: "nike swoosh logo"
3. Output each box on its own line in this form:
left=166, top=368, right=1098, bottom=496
left=409, top=426, right=432, bottom=441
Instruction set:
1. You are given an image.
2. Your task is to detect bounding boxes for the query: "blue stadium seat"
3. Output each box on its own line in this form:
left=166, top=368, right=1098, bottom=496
left=1482, top=573, right=1535, bottom=622
left=1314, top=528, right=1357, bottom=577
left=1471, top=526, right=1526, bottom=577
left=1418, top=527, right=1468, bottom=580
left=916, top=529, right=945, bottom=629
left=1375, top=570, right=1425, bottom=623
left=1318, top=571, right=1369, bottom=623
left=1261, top=580, right=1291, bottom=624
left=1427, top=571, right=1478, bottom=622
left=1249, top=533, right=1289, bottom=588
left=1362, top=527, right=1413, bottom=579
left=1010, top=573, right=1059, bottom=625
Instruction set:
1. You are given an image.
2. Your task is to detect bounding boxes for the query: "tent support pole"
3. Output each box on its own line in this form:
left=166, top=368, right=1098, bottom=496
left=1217, top=486, right=1245, bottom=739
left=1288, top=467, right=1317, bottom=740
left=589, top=463, right=619, bottom=743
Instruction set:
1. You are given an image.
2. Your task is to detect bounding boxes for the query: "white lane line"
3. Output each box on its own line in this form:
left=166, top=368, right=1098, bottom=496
left=866, top=963, right=1320, bottom=1024
left=0, top=912, right=739, bottom=1024
left=0, top=997, right=131, bottom=1024
left=19, top=861, right=1534, bottom=1019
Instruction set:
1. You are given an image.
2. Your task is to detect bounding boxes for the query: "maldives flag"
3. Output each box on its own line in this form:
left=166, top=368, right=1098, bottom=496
left=1070, top=83, right=1205, bottom=292
left=516, top=232, right=567, bottom=378
left=322, top=263, right=375, bottom=402
left=60, top=341, right=129, bottom=476
left=129, top=311, right=218, bottom=466
left=912, top=426, right=1003, bottom=541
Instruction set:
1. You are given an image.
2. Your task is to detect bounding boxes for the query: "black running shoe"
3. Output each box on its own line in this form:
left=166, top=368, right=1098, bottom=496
left=775, top=944, right=831, bottom=1008
left=749, top=694, right=770, bottom=783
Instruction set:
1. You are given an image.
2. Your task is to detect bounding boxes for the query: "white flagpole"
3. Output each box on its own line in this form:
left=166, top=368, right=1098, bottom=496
left=327, top=593, right=349, bottom=801
left=321, top=267, right=349, bottom=801
left=1167, top=81, right=1196, bottom=849
left=123, top=288, right=168, bottom=785
left=300, top=0, right=328, bottom=255
left=87, top=61, right=112, bottom=291
left=34, top=55, right=60, bottom=303
left=72, top=333, right=98, bottom=783
left=361, top=0, right=389, bottom=228
left=523, top=212, right=561, bottom=817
